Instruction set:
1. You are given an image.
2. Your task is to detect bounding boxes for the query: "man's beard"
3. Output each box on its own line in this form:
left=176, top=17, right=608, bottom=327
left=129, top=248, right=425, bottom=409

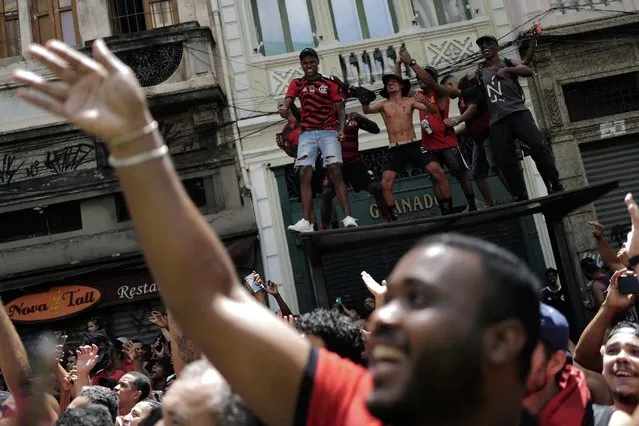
left=614, top=391, right=639, bottom=406
left=368, top=334, right=485, bottom=425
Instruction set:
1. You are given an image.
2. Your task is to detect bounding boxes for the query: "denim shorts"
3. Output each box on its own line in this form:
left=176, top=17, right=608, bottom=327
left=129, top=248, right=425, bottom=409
left=471, top=137, right=497, bottom=178
left=295, top=130, right=343, bottom=169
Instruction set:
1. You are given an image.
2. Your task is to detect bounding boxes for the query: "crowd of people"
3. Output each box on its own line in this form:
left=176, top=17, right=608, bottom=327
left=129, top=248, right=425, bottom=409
left=3, top=32, right=639, bottom=426
left=280, top=27, right=562, bottom=233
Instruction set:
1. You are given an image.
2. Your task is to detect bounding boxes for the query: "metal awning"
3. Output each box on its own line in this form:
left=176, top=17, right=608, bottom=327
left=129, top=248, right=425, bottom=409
left=300, top=180, right=619, bottom=338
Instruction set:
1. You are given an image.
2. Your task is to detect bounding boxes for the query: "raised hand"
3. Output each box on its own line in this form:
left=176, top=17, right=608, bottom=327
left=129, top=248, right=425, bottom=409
left=361, top=271, right=387, bottom=298
left=265, top=280, right=280, bottom=296
left=399, top=50, right=412, bottom=65
left=626, top=193, right=639, bottom=258
left=589, top=221, right=605, bottom=239
left=604, top=269, right=637, bottom=312
left=13, top=39, right=153, bottom=146
left=75, top=344, right=100, bottom=374
left=123, top=341, right=139, bottom=361
left=413, top=92, right=428, bottom=105
left=149, top=311, right=169, bottom=329
left=61, top=366, right=77, bottom=393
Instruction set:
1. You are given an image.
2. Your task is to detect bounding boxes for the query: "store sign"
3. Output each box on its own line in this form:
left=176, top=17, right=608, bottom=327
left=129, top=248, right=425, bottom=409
left=100, top=278, right=159, bottom=306
left=5, top=286, right=102, bottom=323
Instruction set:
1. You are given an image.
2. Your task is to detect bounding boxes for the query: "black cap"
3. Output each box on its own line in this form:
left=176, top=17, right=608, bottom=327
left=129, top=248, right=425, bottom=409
left=476, top=35, right=498, bottom=46
left=299, top=48, right=318, bottom=59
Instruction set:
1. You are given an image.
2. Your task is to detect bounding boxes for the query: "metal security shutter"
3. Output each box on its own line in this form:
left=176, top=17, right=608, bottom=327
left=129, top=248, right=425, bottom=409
left=320, top=218, right=528, bottom=312
left=95, top=298, right=166, bottom=344
left=581, top=135, right=639, bottom=247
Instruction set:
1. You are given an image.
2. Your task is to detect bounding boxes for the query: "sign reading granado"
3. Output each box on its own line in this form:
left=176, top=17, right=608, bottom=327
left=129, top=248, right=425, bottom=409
left=6, top=286, right=102, bottom=322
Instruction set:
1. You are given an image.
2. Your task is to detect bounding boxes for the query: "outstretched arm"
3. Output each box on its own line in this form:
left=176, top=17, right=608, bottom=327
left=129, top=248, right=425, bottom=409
left=351, top=112, right=380, bottom=134
left=502, top=58, right=533, bottom=78
left=0, top=300, right=30, bottom=395
left=413, top=98, right=437, bottom=114
left=15, top=40, right=309, bottom=426
left=362, top=101, right=385, bottom=115
left=400, top=51, right=460, bottom=99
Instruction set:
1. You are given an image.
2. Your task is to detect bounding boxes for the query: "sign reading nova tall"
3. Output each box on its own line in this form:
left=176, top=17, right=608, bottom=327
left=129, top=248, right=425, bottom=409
left=5, top=286, right=102, bottom=323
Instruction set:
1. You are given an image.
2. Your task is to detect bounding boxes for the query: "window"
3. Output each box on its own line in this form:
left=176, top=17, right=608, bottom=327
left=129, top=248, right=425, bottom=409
left=109, top=0, right=178, bottom=34
left=0, top=0, right=19, bottom=58
left=114, top=177, right=207, bottom=222
left=330, top=0, right=397, bottom=42
left=251, top=0, right=315, bottom=56
left=31, top=0, right=79, bottom=45
left=0, top=201, right=82, bottom=244
left=563, top=72, right=639, bottom=122
left=411, top=0, right=478, bottom=27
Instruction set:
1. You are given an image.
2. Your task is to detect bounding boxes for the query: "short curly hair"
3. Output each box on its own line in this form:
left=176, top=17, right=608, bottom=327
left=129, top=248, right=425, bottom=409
left=55, top=404, right=112, bottom=426
left=79, top=386, right=119, bottom=423
left=294, top=308, right=365, bottom=365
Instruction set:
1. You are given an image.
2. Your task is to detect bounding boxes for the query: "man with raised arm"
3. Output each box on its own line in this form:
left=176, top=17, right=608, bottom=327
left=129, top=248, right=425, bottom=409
left=398, top=51, right=478, bottom=214
left=357, top=74, right=436, bottom=221
left=15, top=40, right=543, bottom=426
left=475, top=35, right=562, bottom=200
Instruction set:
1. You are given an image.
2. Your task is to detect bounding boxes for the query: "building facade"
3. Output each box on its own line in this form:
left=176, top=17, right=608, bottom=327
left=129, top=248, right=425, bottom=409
left=0, top=0, right=257, bottom=342
left=216, top=0, right=559, bottom=313
left=508, top=0, right=639, bottom=316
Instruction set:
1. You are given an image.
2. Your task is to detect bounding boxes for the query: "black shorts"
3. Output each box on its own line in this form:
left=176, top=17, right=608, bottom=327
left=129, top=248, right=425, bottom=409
left=382, top=141, right=429, bottom=172
left=324, top=160, right=374, bottom=193
left=422, top=146, right=469, bottom=176
left=294, top=163, right=326, bottom=202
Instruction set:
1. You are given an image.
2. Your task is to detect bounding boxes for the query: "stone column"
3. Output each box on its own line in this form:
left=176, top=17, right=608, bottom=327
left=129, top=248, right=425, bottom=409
left=308, top=0, right=336, bottom=44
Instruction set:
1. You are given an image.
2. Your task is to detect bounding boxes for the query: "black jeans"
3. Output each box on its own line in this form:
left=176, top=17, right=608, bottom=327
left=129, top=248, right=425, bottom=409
left=490, top=110, right=559, bottom=199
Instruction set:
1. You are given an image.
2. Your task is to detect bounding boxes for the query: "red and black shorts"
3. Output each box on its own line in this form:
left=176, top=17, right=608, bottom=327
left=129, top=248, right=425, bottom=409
left=323, top=161, right=374, bottom=193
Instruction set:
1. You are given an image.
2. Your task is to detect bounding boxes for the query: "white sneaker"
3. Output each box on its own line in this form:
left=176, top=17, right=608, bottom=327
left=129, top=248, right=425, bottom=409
left=288, top=218, right=314, bottom=233
left=342, top=216, right=359, bottom=228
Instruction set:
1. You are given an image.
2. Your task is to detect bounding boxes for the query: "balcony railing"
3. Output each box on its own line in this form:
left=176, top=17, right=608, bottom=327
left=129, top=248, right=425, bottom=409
left=337, top=43, right=413, bottom=88
left=550, top=0, right=622, bottom=11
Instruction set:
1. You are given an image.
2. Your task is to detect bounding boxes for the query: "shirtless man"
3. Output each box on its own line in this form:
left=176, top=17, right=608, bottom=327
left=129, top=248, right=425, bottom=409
left=359, top=74, right=436, bottom=221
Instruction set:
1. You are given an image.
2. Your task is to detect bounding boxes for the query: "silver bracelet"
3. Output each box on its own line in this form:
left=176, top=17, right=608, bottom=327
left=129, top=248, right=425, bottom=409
left=108, top=145, right=169, bottom=168
left=110, top=120, right=159, bottom=147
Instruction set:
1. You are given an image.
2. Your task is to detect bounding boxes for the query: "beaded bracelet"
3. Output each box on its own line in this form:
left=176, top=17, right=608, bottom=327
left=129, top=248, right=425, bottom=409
left=108, top=145, right=169, bottom=168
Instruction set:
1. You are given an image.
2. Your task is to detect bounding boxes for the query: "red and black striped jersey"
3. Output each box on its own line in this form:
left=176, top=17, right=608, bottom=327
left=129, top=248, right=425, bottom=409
left=341, top=117, right=361, bottom=164
left=285, top=75, right=343, bottom=131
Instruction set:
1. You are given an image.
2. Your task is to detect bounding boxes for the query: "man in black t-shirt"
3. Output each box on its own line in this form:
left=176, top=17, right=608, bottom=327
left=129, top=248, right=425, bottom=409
left=540, top=267, right=568, bottom=317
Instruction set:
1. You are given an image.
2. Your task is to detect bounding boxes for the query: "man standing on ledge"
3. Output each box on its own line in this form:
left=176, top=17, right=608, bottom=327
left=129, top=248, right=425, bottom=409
left=358, top=74, right=436, bottom=221
left=280, top=48, right=357, bottom=233
left=476, top=35, right=563, bottom=200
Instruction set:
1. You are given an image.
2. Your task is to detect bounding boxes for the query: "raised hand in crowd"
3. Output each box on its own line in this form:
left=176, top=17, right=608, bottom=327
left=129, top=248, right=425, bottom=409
left=75, top=344, right=99, bottom=374
left=148, top=311, right=169, bottom=330
left=73, top=344, right=99, bottom=395
left=625, top=193, right=639, bottom=259
left=361, top=271, right=386, bottom=308
left=574, top=268, right=638, bottom=372
left=265, top=280, right=294, bottom=316
left=589, top=220, right=627, bottom=271
left=590, top=220, right=605, bottom=239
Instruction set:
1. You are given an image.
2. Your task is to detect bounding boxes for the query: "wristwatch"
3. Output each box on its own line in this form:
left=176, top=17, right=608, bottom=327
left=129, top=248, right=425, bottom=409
left=409, top=59, right=417, bottom=66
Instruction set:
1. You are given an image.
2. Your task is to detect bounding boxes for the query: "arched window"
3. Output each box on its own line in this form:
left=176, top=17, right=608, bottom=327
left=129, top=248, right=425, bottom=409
left=330, top=0, right=397, bottom=42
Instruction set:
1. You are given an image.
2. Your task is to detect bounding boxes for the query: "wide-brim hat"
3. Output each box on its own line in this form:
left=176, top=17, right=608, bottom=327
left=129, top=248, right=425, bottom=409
left=380, top=74, right=411, bottom=99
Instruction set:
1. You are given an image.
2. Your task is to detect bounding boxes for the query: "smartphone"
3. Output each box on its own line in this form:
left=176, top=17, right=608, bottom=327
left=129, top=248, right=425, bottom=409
left=335, top=297, right=342, bottom=304
left=619, top=274, right=639, bottom=294
left=245, top=273, right=264, bottom=294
